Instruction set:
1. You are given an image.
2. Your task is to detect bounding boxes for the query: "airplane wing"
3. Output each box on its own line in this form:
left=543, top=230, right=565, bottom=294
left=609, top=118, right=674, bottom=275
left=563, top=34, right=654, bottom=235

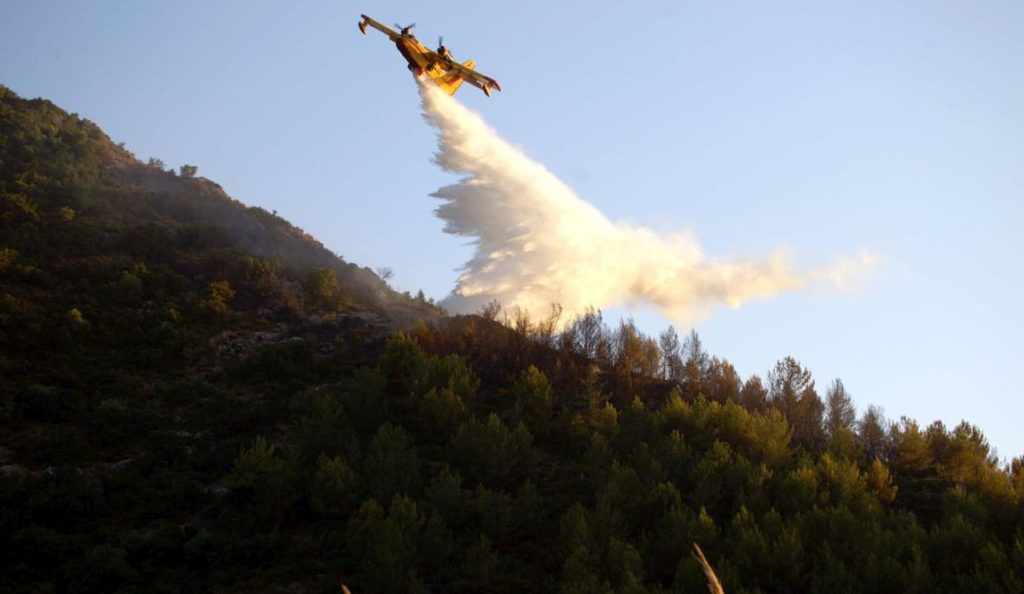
left=438, top=57, right=502, bottom=93
left=358, top=15, right=400, bottom=41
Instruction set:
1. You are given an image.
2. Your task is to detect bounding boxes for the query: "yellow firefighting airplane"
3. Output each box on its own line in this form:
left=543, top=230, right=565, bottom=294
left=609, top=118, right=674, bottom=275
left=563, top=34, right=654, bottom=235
left=358, top=14, right=502, bottom=97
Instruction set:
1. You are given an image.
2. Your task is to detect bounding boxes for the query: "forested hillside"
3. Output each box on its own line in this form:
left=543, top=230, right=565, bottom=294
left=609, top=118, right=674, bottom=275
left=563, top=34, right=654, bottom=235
left=1, top=85, right=1022, bottom=593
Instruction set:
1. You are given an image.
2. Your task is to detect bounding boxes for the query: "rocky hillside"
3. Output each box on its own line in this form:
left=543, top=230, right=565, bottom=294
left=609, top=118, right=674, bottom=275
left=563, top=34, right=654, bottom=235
left=0, top=85, right=439, bottom=321
left=0, top=83, right=441, bottom=481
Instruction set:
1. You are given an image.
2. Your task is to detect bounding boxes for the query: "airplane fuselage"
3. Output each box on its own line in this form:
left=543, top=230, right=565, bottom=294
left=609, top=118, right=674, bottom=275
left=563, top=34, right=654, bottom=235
left=392, top=34, right=471, bottom=94
left=394, top=35, right=444, bottom=78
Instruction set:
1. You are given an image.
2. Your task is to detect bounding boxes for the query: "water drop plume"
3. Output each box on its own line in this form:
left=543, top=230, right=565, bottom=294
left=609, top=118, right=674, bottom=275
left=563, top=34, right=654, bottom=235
left=419, top=81, right=868, bottom=325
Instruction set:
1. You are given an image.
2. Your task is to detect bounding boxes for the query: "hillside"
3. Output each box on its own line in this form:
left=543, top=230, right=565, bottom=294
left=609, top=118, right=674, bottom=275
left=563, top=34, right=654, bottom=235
left=1, top=86, right=1022, bottom=593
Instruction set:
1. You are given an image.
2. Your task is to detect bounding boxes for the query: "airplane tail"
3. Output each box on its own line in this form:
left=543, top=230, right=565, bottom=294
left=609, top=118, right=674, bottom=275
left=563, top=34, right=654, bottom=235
left=437, top=59, right=476, bottom=95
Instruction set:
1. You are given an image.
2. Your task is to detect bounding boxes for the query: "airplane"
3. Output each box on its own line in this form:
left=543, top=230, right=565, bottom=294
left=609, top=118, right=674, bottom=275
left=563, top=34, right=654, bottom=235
left=358, top=14, right=502, bottom=97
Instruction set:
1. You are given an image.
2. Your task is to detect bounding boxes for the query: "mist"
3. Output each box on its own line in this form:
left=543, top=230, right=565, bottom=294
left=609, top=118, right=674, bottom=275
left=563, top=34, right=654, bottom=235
left=419, top=81, right=869, bottom=325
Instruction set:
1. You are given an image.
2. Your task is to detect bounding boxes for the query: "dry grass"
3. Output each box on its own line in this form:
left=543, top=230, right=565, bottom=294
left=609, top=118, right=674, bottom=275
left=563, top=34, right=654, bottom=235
left=692, top=542, right=725, bottom=594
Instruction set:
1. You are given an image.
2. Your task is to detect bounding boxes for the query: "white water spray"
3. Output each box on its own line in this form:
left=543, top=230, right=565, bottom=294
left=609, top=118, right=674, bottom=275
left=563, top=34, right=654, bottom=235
left=419, top=82, right=871, bottom=324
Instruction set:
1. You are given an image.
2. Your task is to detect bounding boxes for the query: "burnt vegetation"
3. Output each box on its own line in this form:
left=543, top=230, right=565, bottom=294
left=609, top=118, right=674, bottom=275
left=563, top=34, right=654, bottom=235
left=1, top=85, right=1022, bottom=593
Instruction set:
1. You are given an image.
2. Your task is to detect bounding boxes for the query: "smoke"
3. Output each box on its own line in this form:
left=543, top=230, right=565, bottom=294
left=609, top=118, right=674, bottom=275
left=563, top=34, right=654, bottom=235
left=419, top=81, right=870, bottom=325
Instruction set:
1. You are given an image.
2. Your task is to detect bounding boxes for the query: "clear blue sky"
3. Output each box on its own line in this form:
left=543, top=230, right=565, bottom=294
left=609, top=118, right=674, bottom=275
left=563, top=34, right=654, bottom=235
left=3, top=1, right=1022, bottom=459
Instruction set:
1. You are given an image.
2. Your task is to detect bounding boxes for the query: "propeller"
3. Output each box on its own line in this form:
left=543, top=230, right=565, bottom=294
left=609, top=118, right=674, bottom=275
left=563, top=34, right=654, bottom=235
left=395, top=22, right=415, bottom=31
left=438, top=35, right=452, bottom=58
